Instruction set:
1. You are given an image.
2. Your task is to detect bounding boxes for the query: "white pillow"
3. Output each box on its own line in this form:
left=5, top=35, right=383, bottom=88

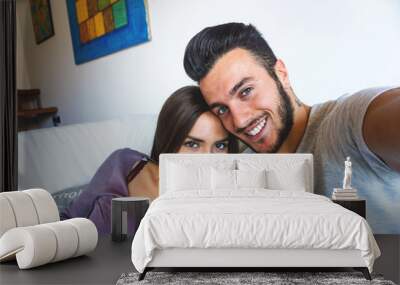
left=236, top=169, right=268, bottom=189
left=211, top=169, right=268, bottom=190
left=211, top=168, right=236, bottom=190
left=167, top=162, right=211, bottom=191
left=267, top=163, right=307, bottom=191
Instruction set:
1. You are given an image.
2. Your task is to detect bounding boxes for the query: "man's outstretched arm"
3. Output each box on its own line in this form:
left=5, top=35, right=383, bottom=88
left=363, top=88, right=400, bottom=173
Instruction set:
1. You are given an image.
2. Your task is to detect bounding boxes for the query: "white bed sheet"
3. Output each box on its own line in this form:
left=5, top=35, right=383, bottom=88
left=131, top=190, right=380, bottom=273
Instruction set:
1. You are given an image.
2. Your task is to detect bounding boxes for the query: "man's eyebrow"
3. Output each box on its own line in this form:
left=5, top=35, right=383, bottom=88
left=208, top=77, right=254, bottom=110
left=186, top=136, right=204, bottom=143
left=229, top=77, right=253, bottom=96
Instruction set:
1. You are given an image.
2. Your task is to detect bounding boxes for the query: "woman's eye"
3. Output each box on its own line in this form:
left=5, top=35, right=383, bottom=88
left=184, top=141, right=199, bottom=148
left=215, top=142, right=228, bottom=150
left=216, top=106, right=228, bottom=116
left=240, top=87, right=253, bottom=97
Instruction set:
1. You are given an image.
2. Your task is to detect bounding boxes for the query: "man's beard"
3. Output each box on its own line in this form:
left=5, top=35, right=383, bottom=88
left=248, top=79, right=294, bottom=153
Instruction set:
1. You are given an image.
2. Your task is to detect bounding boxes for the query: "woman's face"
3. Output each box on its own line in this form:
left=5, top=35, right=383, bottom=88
left=178, top=111, right=230, bottom=154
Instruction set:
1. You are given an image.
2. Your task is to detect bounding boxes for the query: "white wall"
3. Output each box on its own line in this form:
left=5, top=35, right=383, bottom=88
left=17, top=0, right=400, bottom=125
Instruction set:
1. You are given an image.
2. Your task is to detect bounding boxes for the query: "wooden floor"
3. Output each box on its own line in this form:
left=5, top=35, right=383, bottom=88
left=373, top=234, right=400, bottom=284
left=0, top=235, right=398, bottom=284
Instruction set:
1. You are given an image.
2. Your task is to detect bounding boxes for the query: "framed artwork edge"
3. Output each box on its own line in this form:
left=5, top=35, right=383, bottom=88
left=66, top=0, right=151, bottom=65
left=30, top=0, right=55, bottom=45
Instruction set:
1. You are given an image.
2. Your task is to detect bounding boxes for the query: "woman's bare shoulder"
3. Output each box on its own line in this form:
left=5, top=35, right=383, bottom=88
left=128, top=161, right=159, bottom=200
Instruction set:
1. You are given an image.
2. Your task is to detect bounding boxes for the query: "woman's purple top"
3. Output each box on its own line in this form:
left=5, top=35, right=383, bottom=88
left=61, top=148, right=149, bottom=234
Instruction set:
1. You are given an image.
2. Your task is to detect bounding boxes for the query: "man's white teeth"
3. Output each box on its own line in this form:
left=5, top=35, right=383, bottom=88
left=247, top=118, right=266, bottom=136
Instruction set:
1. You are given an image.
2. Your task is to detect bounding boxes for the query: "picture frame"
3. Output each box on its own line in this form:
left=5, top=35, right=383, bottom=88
left=66, top=0, right=151, bottom=65
left=30, top=0, right=55, bottom=44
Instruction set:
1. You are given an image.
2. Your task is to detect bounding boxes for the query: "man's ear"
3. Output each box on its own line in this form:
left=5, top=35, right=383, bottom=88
left=274, top=59, right=290, bottom=88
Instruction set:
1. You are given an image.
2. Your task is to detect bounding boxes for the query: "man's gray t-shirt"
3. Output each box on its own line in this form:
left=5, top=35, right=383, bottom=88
left=296, top=86, right=400, bottom=234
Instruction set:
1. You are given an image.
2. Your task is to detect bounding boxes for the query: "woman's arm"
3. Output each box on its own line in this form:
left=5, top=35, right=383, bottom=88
left=87, top=195, right=114, bottom=235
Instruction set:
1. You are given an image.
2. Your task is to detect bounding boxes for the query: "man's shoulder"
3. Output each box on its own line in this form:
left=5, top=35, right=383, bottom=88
left=320, top=86, right=396, bottom=109
left=297, top=86, right=397, bottom=153
left=310, top=86, right=397, bottom=122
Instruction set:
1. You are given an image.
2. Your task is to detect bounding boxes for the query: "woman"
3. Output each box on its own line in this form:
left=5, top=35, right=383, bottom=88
left=61, top=86, right=238, bottom=234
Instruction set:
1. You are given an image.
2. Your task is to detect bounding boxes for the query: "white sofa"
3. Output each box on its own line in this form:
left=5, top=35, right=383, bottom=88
left=18, top=114, right=158, bottom=196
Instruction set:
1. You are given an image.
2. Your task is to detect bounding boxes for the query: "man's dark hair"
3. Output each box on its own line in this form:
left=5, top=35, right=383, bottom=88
left=184, top=23, right=278, bottom=82
left=150, top=86, right=239, bottom=162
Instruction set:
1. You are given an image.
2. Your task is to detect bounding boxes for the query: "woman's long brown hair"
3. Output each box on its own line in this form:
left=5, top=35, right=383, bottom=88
left=150, top=86, right=238, bottom=163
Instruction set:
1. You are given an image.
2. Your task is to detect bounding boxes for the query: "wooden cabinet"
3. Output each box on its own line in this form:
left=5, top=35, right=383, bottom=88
left=332, top=199, right=366, bottom=218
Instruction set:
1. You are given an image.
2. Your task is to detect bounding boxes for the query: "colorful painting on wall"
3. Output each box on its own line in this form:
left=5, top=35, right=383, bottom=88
left=30, top=0, right=55, bottom=44
left=66, top=0, right=150, bottom=64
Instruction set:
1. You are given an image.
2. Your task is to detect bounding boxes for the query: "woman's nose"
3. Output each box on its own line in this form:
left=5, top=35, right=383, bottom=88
left=198, top=145, right=212, bottom=154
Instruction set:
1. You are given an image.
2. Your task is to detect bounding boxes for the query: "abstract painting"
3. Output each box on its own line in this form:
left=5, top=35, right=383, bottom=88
left=30, top=0, right=55, bottom=44
left=66, top=0, right=150, bottom=64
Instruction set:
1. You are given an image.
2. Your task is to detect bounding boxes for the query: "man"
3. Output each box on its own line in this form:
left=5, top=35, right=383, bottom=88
left=183, top=22, right=400, bottom=233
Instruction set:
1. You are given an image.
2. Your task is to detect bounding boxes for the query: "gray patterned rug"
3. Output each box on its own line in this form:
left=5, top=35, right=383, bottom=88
left=116, top=271, right=396, bottom=285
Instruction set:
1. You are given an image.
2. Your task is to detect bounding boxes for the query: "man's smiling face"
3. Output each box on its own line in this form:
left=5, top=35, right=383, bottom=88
left=199, top=48, right=294, bottom=153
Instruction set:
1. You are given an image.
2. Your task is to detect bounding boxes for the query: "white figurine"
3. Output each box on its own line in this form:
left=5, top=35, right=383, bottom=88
left=342, top=156, right=352, bottom=190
